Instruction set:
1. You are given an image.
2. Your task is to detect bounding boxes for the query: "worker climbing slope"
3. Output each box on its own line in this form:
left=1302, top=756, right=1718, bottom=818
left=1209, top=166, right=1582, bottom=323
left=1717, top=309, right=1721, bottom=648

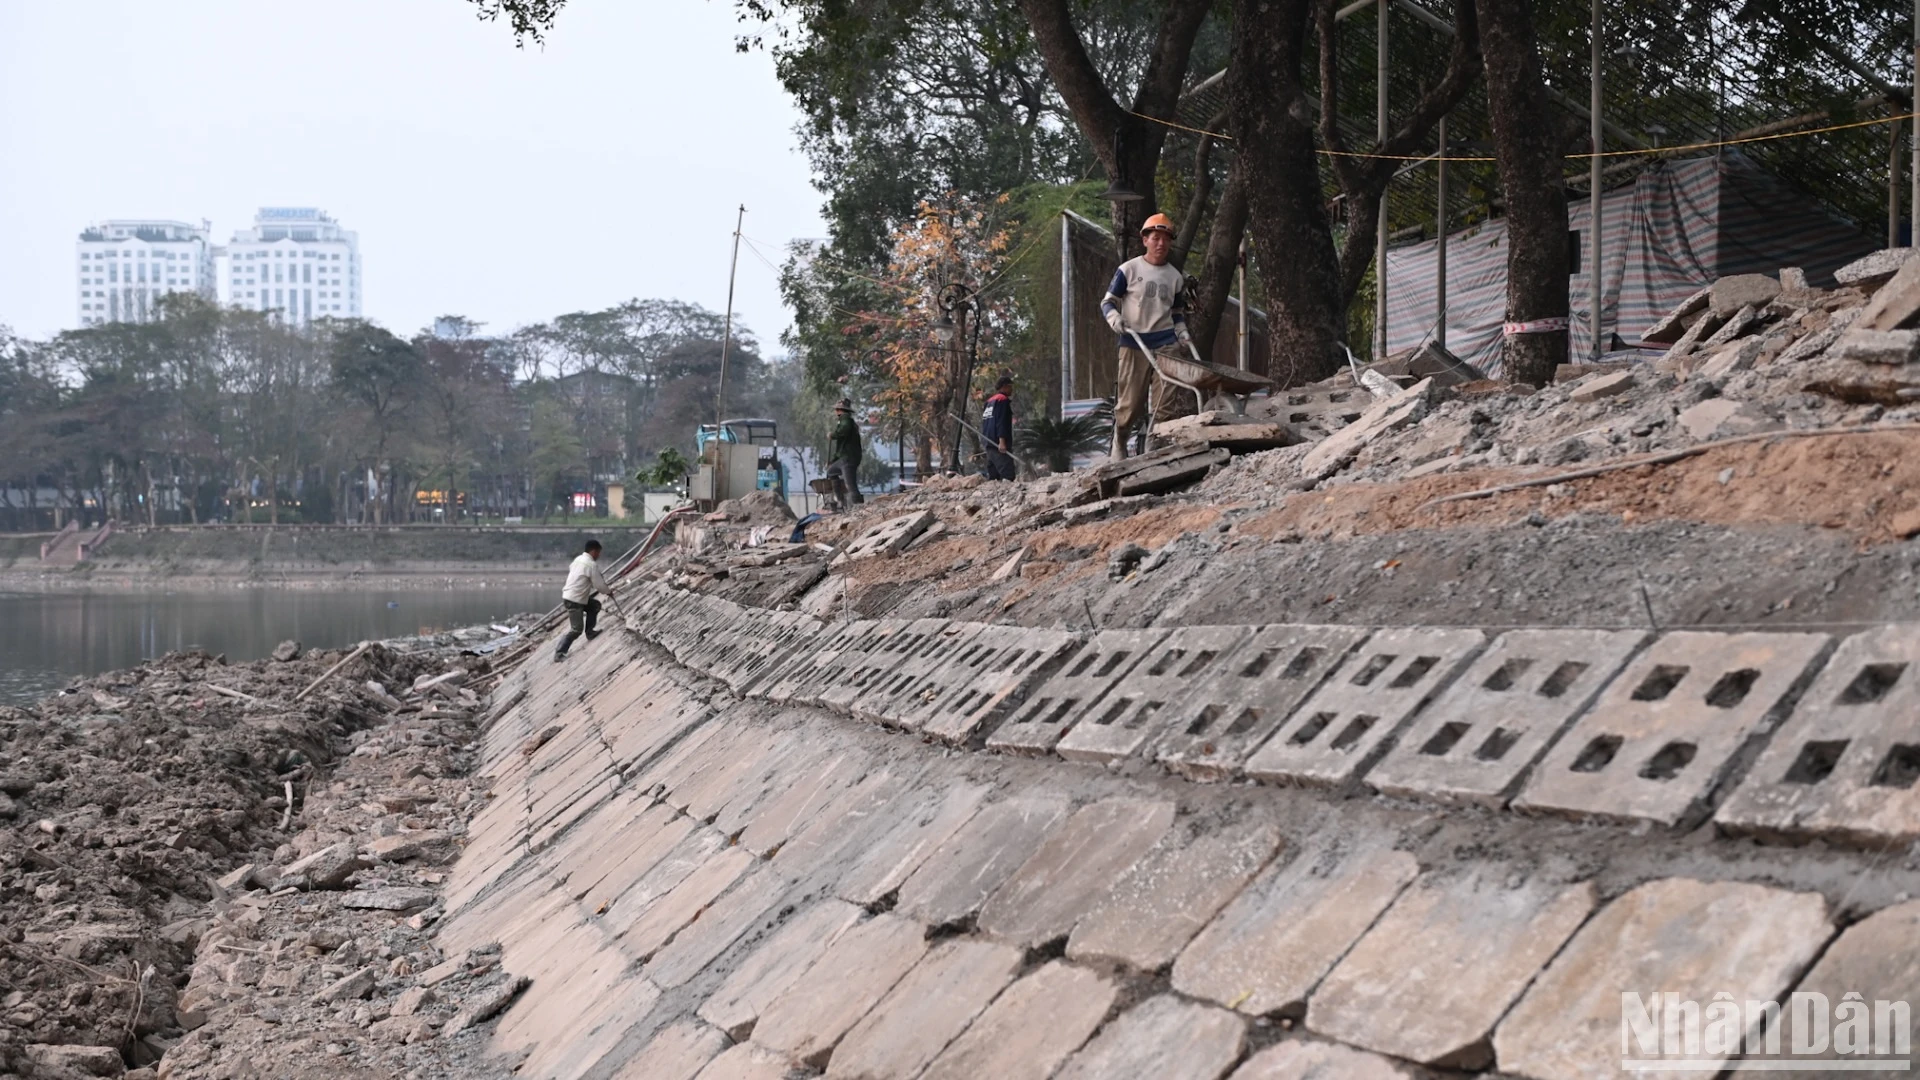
left=554, top=538, right=612, bottom=663
left=1101, top=212, right=1191, bottom=462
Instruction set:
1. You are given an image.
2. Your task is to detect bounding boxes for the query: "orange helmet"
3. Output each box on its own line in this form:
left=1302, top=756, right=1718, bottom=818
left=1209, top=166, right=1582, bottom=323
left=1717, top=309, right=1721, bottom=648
left=1140, top=213, right=1176, bottom=236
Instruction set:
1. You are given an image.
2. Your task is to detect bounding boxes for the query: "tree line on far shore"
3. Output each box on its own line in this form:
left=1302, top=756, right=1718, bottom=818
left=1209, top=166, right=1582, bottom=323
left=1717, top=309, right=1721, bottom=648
left=0, top=295, right=796, bottom=530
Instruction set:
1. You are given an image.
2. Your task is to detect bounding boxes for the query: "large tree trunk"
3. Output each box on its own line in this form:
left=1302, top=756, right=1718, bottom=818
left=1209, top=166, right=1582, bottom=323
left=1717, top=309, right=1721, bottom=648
left=1016, top=0, right=1212, bottom=261
left=1190, top=160, right=1250, bottom=362
left=1476, top=0, right=1567, bottom=386
left=1229, top=0, right=1348, bottom=388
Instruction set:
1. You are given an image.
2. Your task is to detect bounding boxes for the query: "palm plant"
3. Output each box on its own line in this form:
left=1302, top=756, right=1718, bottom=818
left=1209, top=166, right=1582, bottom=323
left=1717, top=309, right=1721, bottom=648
left=1016, top=400, right=1114, bottom=473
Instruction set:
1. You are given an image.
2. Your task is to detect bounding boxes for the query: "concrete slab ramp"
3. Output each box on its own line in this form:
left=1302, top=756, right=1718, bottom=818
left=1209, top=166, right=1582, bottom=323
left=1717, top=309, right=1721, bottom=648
left=440, top=585, right=1920, bottom=1079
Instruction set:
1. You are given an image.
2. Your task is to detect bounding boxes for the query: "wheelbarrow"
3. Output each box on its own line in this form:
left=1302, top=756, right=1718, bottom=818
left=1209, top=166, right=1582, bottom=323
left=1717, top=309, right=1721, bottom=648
left=1125, top=328, right=1275, bottom=416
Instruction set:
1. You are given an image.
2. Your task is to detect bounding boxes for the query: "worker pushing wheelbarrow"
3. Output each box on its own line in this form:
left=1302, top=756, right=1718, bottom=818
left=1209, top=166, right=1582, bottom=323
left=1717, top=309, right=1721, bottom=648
left=1101, top=213, right=1272, bottom=461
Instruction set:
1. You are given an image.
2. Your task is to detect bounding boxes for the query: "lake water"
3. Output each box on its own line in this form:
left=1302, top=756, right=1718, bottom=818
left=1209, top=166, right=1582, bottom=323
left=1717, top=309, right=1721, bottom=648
left=0, top=587, right=554, bottom=706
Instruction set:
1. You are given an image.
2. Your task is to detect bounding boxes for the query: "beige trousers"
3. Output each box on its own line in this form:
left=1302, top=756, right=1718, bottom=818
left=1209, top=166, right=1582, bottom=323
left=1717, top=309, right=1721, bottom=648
left=1114, top=347, right=1153, bottom=433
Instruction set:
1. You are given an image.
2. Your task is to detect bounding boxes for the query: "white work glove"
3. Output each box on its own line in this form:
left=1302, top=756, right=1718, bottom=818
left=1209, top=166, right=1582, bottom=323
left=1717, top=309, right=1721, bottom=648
left=1105, top=309, right=1125, bottom=334
left=1175, top=324, right=1192, bottom=345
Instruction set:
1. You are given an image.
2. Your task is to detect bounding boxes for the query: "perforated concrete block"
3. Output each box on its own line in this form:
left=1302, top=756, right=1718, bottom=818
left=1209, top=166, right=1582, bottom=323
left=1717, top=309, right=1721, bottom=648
left=1718, top=624, right=1920, bottom=846
left=1152, top=625, right=1373, bottom=781
left=986, top=629, right=1168, bottom=755
left=1515, top=630, right=1830, bottom=827
left=1243, top=628, right=1487, bottom=788
left=1053, top=625, right=1256, bottom=764
left=913, top=629, right=1083, bottom=746
left=1367, top=629, right=1647, bottom=807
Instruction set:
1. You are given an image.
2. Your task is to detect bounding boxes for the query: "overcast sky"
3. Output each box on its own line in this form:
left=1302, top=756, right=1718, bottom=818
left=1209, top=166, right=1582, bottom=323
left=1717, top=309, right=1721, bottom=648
left=0, top=0, right=822, bottom=349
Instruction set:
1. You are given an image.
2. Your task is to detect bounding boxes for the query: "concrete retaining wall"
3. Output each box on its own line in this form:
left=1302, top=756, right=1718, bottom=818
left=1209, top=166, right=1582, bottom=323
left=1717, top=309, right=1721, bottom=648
left=440, top=586, right=1920, bottom=1079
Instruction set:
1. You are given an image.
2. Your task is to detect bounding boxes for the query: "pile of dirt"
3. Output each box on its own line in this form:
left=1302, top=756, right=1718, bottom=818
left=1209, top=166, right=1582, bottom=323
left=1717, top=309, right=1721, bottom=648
left=0, top=634, right=504, bottom=1079
left=153, top=672, right=518, bottom=1080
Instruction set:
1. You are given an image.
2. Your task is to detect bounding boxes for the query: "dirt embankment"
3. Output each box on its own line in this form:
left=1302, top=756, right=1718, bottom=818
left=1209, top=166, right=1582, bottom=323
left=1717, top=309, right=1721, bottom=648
left=0, top=527, right=656, bottom=591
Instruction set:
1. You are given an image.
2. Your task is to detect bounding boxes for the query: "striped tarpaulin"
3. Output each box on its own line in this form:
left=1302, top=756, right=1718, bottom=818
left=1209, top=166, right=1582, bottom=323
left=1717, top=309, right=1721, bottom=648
left=1382, top=153, right=1876, bottom=377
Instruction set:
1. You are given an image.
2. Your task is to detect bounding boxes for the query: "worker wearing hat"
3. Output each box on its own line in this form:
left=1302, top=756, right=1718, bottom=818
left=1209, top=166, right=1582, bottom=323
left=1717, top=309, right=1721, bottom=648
left=826, top=398, right=864, bottom=507
left=1100, top=213, right=1191, bottom=461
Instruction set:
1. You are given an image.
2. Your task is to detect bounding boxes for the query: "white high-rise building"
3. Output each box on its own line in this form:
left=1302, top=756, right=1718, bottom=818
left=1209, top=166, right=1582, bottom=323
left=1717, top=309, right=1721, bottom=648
left=75, top=219, right=216, bottom=326
left=224, top=207, right=361, bottom=325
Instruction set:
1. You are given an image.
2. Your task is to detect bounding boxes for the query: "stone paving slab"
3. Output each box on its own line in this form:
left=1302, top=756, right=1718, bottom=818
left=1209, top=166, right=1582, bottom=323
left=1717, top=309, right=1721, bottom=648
left=919, top=960, right=1118, bottom=1080
left=1717, top=625, right=1920, bottom=846
left=647, top=865, right=792, bottom=989
left=620, top=845, right=756, bottom=960
left=697, top=899, right=864, bottom=1040
left=1244, top=627, right=1487, bottom=787
left=1055, top=625, right=1258, bottom=764
left=1770, top=898, right=1920, bottom=1072
left=1228, top=1040, right=1413, bottom=1079
left=737, top=751, right=869, bottom=858
left=895, top=794, right=1072, bottom=927
left=1515, top=631, right=1831, bottom=827
left=611, top=1020, right=728, bottom=1080
left=549, top=794, right=662, bottom=898
left=607, top=695, right=712, bottom=777
left=834, top=782, right=991, bottom=907
left=598, top=829, right=728, bottom=938
left=771, top=764, right=913, bottom=873
left=658, top=722, right=760, bottom=813
left=1367, top=628, right=1647, bottom=807
left=853, top=621, right=990, bottom=730
left=693, top=1042, right=792, bottom=1080
left=825, top=937, right=1023, bottom=1080
left=1172, top=843, right=1419, bottom=1017
left=1056, top=993, right=1246, bottom=1080
left=749, top=913, right=930, bottom=1068
left=574, top=806, right=698, bottom=910
left=987, top=630, right=1168, bottom=755
left=712, top=733, right=843, bottom=840
left=917, top=628, right=1085, bottom=746
left=1067, top=821, right=1283, bottom=971
left=518, top=969, right=664, bottom=1080
left=1493, top=877, right=1833, bottom=1080
left=530, top=772, right=620, bottom=852
left=1151, top=625, right=1374, bottom=781
left=632, top=720, right=728, bottom=798
left=1306, top=870, right=1596, bottom=1067
left=976, top=797, right=1176, bottom=947
left=678, top=721, right=786, bottom=824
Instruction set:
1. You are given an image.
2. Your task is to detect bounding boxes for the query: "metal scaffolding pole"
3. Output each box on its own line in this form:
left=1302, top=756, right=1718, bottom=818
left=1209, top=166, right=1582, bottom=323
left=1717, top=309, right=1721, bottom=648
left=1588, top=0, right=1604, bottom=361
left=1375, top=0, right=1389, bottom=360
left=1437, top=115, right=1449, bottom=350
left=1060, top=213, right=1074, bottom=407
left=1237, top=234, right=1250, bottom=371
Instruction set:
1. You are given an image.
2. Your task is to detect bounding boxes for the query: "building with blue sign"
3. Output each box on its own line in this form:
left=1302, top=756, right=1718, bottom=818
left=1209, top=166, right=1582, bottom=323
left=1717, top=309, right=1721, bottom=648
left=224, top=207, right=361, bottom=325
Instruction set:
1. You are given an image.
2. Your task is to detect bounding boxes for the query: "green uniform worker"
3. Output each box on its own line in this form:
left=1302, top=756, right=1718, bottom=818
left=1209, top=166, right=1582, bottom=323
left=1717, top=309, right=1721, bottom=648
left=826, top=398, right=864, bottom=506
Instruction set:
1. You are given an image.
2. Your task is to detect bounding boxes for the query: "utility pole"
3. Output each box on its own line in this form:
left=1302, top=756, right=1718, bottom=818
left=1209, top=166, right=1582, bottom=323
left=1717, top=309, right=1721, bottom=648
left=718, top=203, right=744, bottom=426
left=1589, top=0, right=1604, bottom=362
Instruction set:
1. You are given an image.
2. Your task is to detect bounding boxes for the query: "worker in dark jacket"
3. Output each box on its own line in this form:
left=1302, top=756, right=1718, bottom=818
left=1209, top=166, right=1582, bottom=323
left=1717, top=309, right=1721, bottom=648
left=980, top=375, right=1016, bottom=481
left=826, top=398, right=864, bottom=506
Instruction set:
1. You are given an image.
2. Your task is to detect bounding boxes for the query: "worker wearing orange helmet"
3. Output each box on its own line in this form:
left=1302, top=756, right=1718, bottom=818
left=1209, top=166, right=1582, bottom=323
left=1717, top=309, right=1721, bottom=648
left=1100, top=212, right=1191, bottom=461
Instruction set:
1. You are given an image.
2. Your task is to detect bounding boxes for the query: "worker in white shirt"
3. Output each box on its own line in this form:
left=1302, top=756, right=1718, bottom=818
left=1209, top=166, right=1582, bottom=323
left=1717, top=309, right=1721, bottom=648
left=554, top=538, right=611, bottom=663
